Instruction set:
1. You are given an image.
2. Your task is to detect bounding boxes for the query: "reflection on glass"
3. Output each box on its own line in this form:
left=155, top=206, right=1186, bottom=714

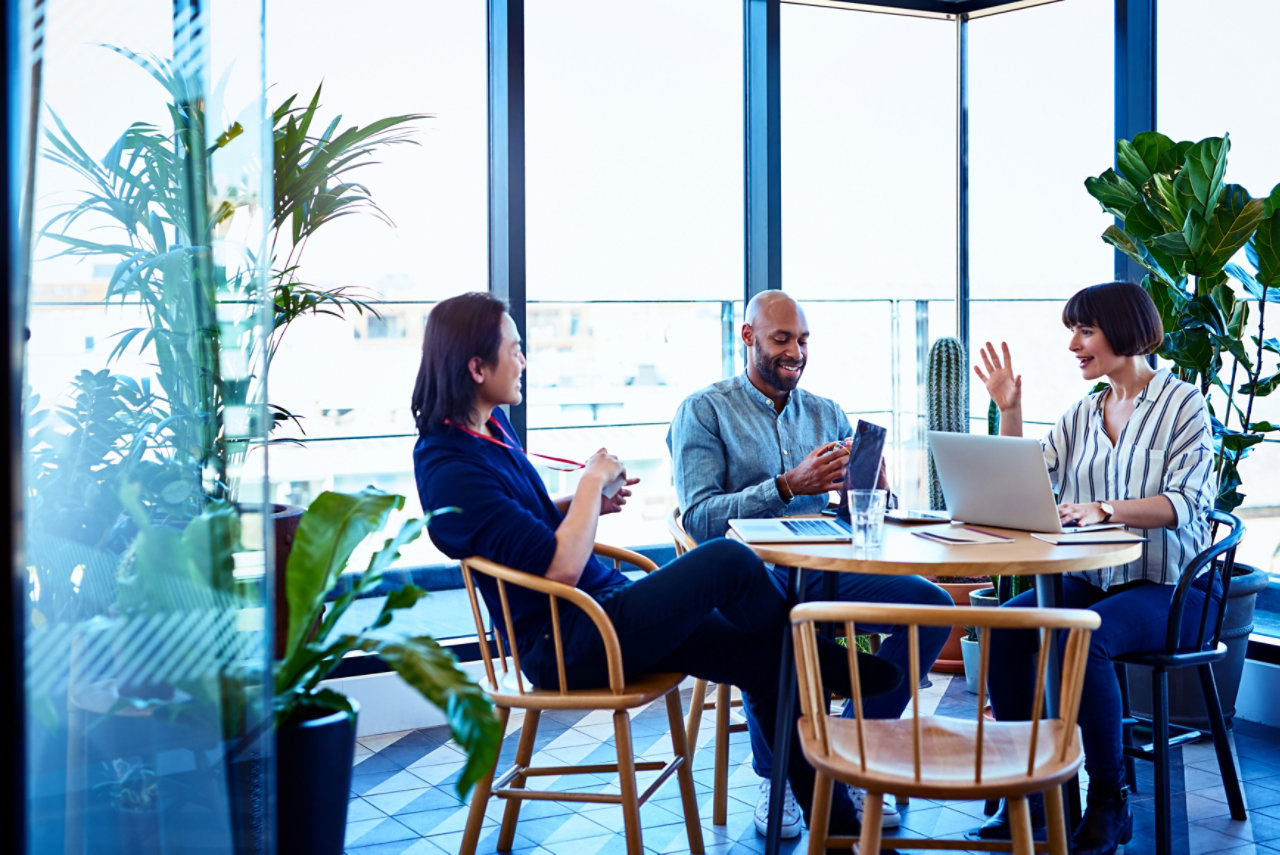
left=23, top=5, right=271, bottom=852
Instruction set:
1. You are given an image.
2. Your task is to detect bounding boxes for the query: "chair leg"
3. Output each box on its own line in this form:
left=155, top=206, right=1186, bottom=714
left=462, top=706, right=510, bottom=855
left=1007, top=795, right=1034, bottom=855
left=686, top=678, right=708, bottom=750
left=1116, top=661, right=1138, bottom=793
left=664, top=692, right=705, bottom=852
left=857, top=787, right=884, bottom=855
left=1198, top=663, right=1247, bottom=821
left=497, top=708, right=540, bottom=851
left=806, top=771, right=833, bottom=855
left=614, top=710, right=644, bottom=855
left=1044, top=785, right=1069, bottom=855
left=1152, top=668, right=1172, bottom=855
left=713, top=682, right=732, bottom=825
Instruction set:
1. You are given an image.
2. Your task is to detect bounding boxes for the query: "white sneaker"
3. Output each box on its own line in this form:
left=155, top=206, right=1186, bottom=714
left=753, top=779, right=803, bottom=839
left=849, top=785, right=901, bottom=828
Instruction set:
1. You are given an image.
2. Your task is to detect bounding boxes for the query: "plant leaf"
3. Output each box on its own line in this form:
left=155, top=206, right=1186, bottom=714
left=1085, top=169, right=1141, bottom=219
left=283, top=488, right=403, bottom=659
left=367, top=634, right=501, bottom=797
left=1173, top=135, right=1229, bottom=220
left=1254, top=208, right=1280, bottom=287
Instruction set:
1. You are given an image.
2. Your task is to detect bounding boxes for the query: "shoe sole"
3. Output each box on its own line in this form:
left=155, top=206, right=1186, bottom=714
left=753, top=819, right=802, bottom=840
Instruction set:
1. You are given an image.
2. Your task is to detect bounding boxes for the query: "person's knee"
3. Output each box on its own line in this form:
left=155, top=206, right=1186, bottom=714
left=694, top=537, right=765, bottom=576
left=917, top=577, right=957, bottom=608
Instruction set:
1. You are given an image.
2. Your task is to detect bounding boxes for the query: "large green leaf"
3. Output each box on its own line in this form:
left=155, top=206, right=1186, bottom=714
left=369, top=633, right=501, bottom=797
left=1187, top=185, right=1265, bottom=277
left=1102, top=226, right=1181, bottom=287
left=1254, top=209, right=1280, bottom=286
left=1116, top=132, right=1178, bottom=186
left=1163, top=326, right=1217, bottom=379
left=1149, top=174, right=1186, bottom=232
left=283, top=488, right=403, bottom=659
left=1085, top=169, right=1142, bottom=219
left=1173, top=135, right=1229, bottom=220
left=1263, top=182, right=1280, bottom=218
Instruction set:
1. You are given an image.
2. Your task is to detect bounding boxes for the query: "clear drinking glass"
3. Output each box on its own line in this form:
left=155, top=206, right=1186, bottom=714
left=848, top=488, right=887, bottom=549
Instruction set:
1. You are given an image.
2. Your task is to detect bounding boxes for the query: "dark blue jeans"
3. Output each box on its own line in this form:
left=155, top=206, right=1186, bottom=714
left=987, top=577, right=1212, bottom=789
left=521, top=538, right=900, bottom=825
left=746, top=567, right=953, bottom=778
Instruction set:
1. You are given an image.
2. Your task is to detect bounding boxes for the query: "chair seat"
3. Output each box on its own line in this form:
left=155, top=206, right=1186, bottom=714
left=800, top=715, right=1084, bottom=800
left=490, top=671, right=686, bottom=711
left=1116, top=641, right=1226, bottom=670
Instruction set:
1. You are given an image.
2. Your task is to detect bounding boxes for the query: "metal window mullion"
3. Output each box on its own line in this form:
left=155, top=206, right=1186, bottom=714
left=744, top=0, right=781, bottom=305
left=1114, top=0, right=1156, bottom=286
left=488, top=0, right=527, bottom=443
left=955, top=14, right=969, bottom=414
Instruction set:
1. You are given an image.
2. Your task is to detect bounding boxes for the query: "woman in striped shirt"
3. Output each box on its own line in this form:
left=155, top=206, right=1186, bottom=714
left=970, top=282, right=1216, bottom=855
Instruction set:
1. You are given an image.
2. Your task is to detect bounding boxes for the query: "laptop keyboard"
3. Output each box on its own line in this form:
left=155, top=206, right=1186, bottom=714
left=781, top=518, right=848, bottom=537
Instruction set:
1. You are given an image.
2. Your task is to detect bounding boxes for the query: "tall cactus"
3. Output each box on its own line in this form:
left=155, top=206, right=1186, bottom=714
left=927, top=337, right=968, bottom=510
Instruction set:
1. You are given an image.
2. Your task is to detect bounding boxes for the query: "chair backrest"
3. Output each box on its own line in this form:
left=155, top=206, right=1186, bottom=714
left=1165, top=508, right=1245, bottom=654
left=460, top=546, right=658, bottom=699
left=667, top=507, right=697, bottom=557
left=791, top=602, right=1099, bottom=790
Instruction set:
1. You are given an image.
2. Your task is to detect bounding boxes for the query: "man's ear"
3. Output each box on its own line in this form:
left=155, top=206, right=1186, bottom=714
left=741, top=323, right=755, bottom=348
left=467, top=356, right=486, bottom=383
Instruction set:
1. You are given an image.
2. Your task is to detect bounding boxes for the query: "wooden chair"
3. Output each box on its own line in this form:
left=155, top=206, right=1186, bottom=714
left=667, top=507, right=748, bottom=826
left=458, top=545, right=703, bottom=855
left=1115, top=509, right=1248, bottom=855
left=792, top=602, right=1100, bottom=855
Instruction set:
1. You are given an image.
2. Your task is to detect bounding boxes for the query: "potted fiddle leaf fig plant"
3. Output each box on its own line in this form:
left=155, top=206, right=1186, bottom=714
left=1085, top=131, right=1277, bottom=727
left=267, top=487, right=500, bottom=855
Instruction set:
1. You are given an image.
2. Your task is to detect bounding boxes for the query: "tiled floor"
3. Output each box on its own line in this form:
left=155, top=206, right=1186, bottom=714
left=344, top=671, right=1280, bottom=854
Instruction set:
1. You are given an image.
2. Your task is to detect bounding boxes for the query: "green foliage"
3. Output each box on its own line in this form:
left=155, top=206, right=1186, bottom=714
left=926, top=337, right=967, bottom=510
left=39, top=46, right=428, bottom=498
left=273, top=488, right=500, bottom=799
left=1085, top=133, right=1280, bottom=512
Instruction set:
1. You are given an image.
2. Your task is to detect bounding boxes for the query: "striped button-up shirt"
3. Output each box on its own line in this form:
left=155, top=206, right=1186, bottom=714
left=1043, top=369, right=1215, bottom=589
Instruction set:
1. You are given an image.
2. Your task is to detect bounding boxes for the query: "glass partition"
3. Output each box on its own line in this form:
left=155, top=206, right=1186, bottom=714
left=21, top=2, right=273, bottom=851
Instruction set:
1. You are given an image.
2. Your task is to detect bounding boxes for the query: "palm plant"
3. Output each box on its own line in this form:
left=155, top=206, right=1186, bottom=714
left=39, top=45, right=428, bottom=507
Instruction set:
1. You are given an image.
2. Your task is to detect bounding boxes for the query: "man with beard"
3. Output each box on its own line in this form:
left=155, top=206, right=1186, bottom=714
left=666, top=290, right=951, bottom=839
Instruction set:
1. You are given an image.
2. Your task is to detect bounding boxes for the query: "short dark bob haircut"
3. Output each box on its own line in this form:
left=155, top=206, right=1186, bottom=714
left=1061, top=281, right=1164, bottom=357
left=412, top=291, right=508, bottom=435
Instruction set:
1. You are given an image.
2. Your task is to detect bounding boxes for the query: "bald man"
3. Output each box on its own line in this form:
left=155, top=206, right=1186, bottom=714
left=666, top=290, right=951, bottom=838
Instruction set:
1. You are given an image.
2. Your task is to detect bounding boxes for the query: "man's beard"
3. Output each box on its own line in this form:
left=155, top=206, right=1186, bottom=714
left=753, top=343, right=804, bottom=392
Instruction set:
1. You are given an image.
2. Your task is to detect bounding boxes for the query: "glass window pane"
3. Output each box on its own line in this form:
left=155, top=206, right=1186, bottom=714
left=266, top=1, right=488, bottom=301
left=524, top=0, right=743, bottom=302
left=1160, top=0, right=1280, bottom=636
left=969, top=0, right=1114, bottom=300
left=782, top=7, right=956, bottom=302
left=24, top=4, right=272, bottom=852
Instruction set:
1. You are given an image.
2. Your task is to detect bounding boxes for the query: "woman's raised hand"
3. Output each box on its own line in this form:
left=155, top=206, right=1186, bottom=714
left=974, top=341, right=1022, bottom=412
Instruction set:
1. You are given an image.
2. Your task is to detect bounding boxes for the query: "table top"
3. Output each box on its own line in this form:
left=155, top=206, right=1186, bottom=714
left=737, top=519, right=1144, bottom=577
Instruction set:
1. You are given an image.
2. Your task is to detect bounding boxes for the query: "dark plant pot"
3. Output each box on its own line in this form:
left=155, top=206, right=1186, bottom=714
left=270, top=504, right=305, bottom=660
left=278, top=701, right=359, bottom=855
left=933, top=581, right=991, bottom=673
left=1124, top=563, right=1269, bottom=729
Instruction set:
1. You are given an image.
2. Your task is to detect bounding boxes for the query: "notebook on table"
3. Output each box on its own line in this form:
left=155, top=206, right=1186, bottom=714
left=927, top=431, right=1127, bottom=535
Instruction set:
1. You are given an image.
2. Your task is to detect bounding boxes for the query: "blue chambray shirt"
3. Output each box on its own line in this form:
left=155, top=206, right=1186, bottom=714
left=666, top=373, right=851, bottom=544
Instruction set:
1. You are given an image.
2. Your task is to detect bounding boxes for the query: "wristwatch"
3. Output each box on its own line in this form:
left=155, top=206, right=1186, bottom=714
left=1099, top=501, right=1115, bottom=523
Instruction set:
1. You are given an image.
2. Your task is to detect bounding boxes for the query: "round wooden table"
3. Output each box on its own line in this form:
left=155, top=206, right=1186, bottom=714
left=743, top=519, right=1143, bottom=579
left=738, top=519, right=1143, bottom=855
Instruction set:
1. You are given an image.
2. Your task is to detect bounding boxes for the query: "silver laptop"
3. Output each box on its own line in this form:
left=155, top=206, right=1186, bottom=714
left=728, top=516, right=852, bottom=543
left=928, top=432, right=1086, bottom=534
